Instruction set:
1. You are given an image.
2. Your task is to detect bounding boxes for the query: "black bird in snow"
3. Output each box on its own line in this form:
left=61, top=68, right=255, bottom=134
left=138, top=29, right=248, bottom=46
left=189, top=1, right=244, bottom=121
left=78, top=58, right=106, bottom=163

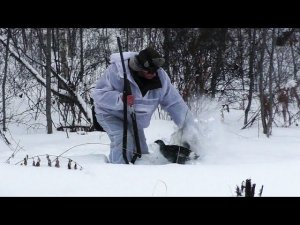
left=154, top=140, right=199, bottom=164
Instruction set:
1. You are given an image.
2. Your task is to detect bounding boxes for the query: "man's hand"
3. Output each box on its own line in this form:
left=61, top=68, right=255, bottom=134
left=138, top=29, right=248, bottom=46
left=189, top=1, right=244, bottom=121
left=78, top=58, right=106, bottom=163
left=122, top=94, right=135, bottom=106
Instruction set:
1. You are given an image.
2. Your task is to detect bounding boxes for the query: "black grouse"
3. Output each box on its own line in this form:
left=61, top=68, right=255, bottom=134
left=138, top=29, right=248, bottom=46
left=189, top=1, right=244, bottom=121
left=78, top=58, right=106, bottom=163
left=154, top=140, right=199, bottom=164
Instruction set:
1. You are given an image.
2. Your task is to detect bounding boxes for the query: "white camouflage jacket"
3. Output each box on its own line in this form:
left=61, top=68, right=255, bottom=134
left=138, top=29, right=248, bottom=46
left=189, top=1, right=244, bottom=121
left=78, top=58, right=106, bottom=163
left=92, top=52, right=192, bottom=129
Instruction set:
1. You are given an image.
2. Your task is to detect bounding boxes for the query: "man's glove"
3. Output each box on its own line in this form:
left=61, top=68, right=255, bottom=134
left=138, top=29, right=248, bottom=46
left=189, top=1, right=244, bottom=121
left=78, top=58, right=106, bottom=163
left=122, top=94, right=135, bottom=106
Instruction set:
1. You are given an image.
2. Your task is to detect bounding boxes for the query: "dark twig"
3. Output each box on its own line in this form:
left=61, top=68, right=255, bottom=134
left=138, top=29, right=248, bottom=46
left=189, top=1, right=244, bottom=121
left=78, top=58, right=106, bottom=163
left=68, top=159, right=72, bottom=169
left=235, top=186, right=242, bottom=196
left=0, top=129, right=11, bottom=145
left=15, top=154, right=83, bottom=170
left=46, top=155, right=51, bottom=167
left=55, top=157, right=60, bottom=168
left=23, top=157, right=27, bottom=166
left=236, top=179, right=264, bottom=197
left=259, top=185, right=264, bottom=197
left=36, top=156, right=41, bottom=167
left=12, top=142, right=108, bottom=170
left=245, top=179, right=253, bottom=197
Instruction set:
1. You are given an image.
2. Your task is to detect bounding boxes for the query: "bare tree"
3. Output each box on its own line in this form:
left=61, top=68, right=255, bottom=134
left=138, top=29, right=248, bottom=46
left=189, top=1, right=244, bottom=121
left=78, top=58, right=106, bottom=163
left=78, top=28, right=84, bottom=83
left=162, top=28, right=171, bottom=79
left=290, top=37, right=298, bottom=80
left=1, top=28, right=299, bottom=136
left=258, top=29, right=268, bottom=134
left=46, top=28, right=52, bottom=134
left=266, top=28, right=276, bottom=137
left=244, top=29, right=257, bottom=126
left=210, top=28, right=227, bottom=98
left=0, top=33, right=93, bottom=125
left=2, top=28, right=11, bottom=132
left=237, top=28, right=246, bottom=109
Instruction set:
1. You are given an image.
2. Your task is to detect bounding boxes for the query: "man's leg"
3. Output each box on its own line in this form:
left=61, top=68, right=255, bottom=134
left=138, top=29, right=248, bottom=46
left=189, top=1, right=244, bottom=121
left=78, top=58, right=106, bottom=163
left=96, top=114, right=135, bottom=164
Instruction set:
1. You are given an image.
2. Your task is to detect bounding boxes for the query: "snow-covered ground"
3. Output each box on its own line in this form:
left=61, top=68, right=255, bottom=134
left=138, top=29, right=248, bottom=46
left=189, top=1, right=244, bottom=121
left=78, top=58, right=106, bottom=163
left=1, top=107, right=300, bottom=196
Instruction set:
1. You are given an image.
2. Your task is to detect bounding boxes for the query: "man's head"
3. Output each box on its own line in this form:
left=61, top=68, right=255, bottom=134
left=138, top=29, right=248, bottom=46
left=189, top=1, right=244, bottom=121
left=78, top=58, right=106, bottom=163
left=129, top=47, right=165, bottom=73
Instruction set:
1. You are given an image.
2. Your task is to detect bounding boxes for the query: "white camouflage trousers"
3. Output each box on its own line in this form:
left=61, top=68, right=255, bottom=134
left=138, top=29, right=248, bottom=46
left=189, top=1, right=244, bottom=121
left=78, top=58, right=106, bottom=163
left=96, top=113, right=149, bottom=164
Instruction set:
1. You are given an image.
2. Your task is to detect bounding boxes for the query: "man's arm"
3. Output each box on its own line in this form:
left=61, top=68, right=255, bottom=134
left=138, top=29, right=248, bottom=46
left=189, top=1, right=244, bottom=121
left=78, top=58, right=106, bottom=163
left=92, top=65, right=124, bottom=111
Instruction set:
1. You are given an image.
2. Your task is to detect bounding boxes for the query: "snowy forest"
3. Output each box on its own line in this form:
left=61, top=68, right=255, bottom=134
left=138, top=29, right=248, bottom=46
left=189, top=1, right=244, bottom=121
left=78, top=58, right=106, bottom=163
left=1, top=28, right=300, bottom=196
left=0, top=28, right=299, bottom=137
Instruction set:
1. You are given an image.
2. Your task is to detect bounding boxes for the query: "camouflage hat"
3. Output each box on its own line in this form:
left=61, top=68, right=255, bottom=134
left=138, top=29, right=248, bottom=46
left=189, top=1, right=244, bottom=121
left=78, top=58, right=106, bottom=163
left=129, top=47, right=165, bottom=73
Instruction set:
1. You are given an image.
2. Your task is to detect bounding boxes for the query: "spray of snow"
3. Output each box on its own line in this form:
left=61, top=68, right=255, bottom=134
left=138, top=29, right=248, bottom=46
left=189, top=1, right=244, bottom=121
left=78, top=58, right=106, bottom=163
left=169, top=95, right=223, bottom=159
